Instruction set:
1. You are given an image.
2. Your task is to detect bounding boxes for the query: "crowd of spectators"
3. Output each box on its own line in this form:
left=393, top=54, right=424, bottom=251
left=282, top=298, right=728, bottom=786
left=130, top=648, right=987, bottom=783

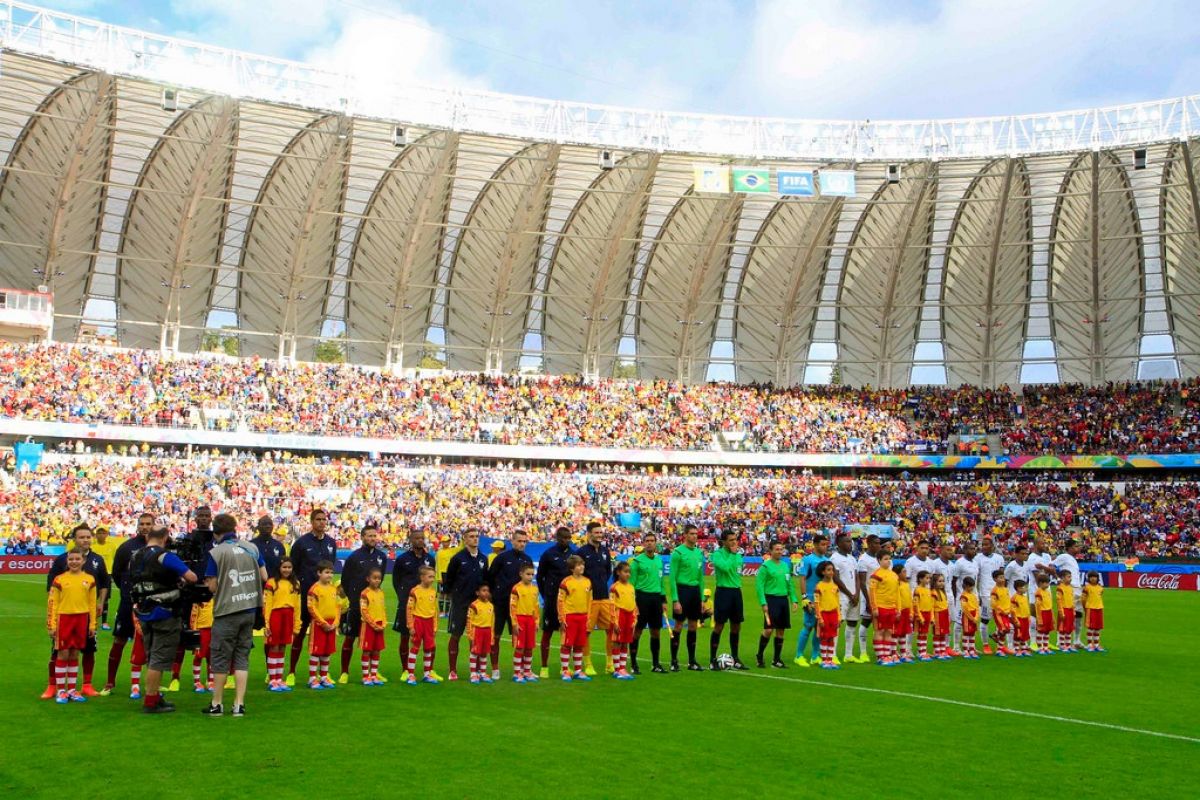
left=4, top=342, right=1200, bottom=455
left=3, top=453, right=1196, bottom=561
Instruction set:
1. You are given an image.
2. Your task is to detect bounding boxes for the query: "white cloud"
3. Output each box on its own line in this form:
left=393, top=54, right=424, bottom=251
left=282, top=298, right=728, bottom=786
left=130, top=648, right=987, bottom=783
left=736, top=0, right=1200, bottom=119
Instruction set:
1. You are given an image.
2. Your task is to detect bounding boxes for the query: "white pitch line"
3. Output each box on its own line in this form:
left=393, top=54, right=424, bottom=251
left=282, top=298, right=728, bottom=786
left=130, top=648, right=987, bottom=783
left=728, top=669, right=1200, bottom=744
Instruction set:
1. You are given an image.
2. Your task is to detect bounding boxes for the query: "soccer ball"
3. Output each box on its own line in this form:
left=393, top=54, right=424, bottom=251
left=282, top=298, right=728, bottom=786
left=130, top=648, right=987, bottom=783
left=715, top=653, right=735, bottom=670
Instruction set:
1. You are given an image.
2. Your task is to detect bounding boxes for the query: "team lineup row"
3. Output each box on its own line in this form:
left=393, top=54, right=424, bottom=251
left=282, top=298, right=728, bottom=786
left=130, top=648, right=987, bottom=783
left=43, top=513, right=1107, bottom=712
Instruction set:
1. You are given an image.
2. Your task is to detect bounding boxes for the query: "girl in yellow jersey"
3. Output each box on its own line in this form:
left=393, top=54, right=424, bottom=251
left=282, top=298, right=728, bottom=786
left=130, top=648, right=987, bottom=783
left=467, top=585, right=495, bottom=684
left=989, top=571, right=1014, bottom=657
left=894, top=565, right=915, bottom=663
left=1056, top=572, right=1077, bottom=653
left=913, top=571, right=934, bottom=661
left=1010, top=580, right=1033, bottom=657
left=1033, top=575, right=1054, bottom=655
left=558, top=555, right=593, bottom=682
left=264, top=558, right=301, bottom=691
left=359, top=568, right=387, bottom=686
left=868, top=552, right=900, bottom=666
left=47, top=550, right=96, bottom=704
left=610, top=561, right=638, bottom=680
left=406, top=566, right=440, bottom=684
left=959, top=578, right=980, bottom=659
left=510, top=565, right=541, bottom=683
left=1082, top=572, right=1105, bottom=652
left=931, top=574, right=951, bottom=660
left=813, top=563, right=841, bottom=670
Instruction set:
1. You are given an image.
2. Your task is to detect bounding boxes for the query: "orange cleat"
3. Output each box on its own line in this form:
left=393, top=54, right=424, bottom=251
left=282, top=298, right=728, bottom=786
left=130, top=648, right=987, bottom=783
left=982, top=645, right=993, bottom=655
left=40, top=685, right=57, bottom=700
left=80, top=684, right=99, bottom=698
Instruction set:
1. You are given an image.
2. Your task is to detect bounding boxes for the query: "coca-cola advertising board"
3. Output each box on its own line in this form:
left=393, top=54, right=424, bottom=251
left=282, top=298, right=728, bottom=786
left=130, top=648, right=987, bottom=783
left=1109, top=572, right=1198, bottom=591
left=0, top=555, right=56, bottom=574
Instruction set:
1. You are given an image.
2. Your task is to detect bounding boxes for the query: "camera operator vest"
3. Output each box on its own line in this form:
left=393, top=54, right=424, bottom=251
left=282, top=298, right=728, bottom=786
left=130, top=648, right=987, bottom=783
left=210, top=540, right=263, bottom=618
left=130, top=545, right=180, bottom=610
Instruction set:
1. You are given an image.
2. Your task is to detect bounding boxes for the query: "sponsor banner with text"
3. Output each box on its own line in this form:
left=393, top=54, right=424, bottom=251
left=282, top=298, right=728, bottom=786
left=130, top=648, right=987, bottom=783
left=1108, top=571, right=1197, bottom=590
left=0, top=555, right=56, bottom=574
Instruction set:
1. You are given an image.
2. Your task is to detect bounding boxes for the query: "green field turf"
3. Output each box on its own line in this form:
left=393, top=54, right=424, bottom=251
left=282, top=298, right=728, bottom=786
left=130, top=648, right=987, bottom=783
left=2, top=574, right=1198, bottom=799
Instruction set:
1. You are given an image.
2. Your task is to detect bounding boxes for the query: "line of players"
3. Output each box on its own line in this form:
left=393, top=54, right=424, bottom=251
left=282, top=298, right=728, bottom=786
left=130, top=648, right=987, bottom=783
left=43, top=510, right=1109, bottom=701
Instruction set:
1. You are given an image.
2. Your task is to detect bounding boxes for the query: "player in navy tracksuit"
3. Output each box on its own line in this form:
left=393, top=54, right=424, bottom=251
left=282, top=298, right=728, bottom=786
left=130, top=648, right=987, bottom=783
left=535, top=527, right=574, bottom=676
left=338, top=525, right=388, bottom=679
left=442, top=529, right=489, bottom=681
left=287, top=510, right=339, bottom=680
left=391, top=531, right=436, bottom=667
left=487, top=530, right=534, bottom=676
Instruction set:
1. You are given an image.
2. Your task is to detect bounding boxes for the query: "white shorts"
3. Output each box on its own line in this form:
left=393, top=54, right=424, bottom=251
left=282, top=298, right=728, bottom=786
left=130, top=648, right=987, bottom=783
left=1074, top=595, right=1084, bottom=613
left=980, top=592, right=994, bottom=620
left=840, top=596, right=862, bottom=623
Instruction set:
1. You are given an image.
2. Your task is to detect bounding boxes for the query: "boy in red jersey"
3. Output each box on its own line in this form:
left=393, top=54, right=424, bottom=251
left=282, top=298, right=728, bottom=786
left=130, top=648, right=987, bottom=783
left=359, top=568, right=387, bottom=685
left=307, top=562, right=340, bottom=689
left=47, top=550, right=97, bottom=704
left=1033, top=575, right=1054, bottom=655
left=406, top=566, right=440, bottom=684
left=510, top=565, right=540, bottom=683
left=609, top=561, right=638, bottom=680
left=466, top=584, right=495, bottom=684
left=558, top=555, right=592, bottom=682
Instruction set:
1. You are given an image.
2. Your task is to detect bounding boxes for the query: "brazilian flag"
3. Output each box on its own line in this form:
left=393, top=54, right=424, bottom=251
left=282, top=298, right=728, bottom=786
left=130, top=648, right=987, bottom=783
left=732, top=167, right=770, bottom=193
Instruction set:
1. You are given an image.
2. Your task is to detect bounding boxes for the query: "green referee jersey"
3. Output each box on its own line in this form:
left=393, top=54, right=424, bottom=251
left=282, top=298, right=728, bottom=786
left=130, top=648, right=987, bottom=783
left=670, top=544, right=705, bottom=601
left=711, top=548, right=743, bottom=589
left=756, top=558, right=798, bottom=605
left=629, top=553, right=668, bottom=595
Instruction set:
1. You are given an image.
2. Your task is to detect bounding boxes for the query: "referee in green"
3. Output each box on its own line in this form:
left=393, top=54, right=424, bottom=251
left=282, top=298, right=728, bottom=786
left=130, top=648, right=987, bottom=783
left=709, top=528, right=747, bottom=670
left=669, top=524, right=706, bottom=672
left=756, top=540, right=798, bottom=668
left=629, top=533, right=669, bottom=674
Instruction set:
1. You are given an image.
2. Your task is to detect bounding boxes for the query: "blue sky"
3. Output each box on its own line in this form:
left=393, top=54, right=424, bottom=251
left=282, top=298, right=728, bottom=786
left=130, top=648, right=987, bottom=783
left=34, top=0, right=1200, bottom=119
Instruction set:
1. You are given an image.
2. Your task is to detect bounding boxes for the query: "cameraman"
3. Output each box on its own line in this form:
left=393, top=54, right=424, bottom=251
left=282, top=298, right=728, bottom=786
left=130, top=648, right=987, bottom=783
left=201, top=514, right=266, bottom=717
left=130, top=526, right=197, bottom=714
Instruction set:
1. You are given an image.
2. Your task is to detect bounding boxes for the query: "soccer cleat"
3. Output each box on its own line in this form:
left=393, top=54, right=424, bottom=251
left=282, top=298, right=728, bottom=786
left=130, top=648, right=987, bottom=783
left=524, top=672, right=539, bottom=683
left=539, top=668, right=550, bottom=679
left=129, top=688, right=141, bottom=700
left=406, top=677, right=418, bottom=686
left=585, top=663, right=597, bottom=677
left=857, top=655, right=872, bottom=664
left=421, top=674, right=440, bottom=684
left=338, top=673, right=349, bottom=685
left=166, top=678, right=180, bottom=692
left=616, top=670, right=635, bottom=681
left=309, top=679, right=322, bottom=690
left=1003, top=647, right=1016, bottom=656
left=918, top=655, right=933, bottom=662
left=709, top=661, right=721, bottom=672
left=194, top=682, right=208, bottom=693
left=224, top=676, right=234, bottom=689
left=55, top=691, right=69, bottom=705
left=376, top=673, right=388, bottom=684
left=481, top=675, right=494, bottom=684
left=631, top=664, right=642, bottom=675
left=573, top=671, right=591, bottom=681
left=428, top=670, right=445, bottom=681
left=793, top=656, right=809, bottom=668
left=755, top=656, right=766, bottom=669
left=606, top=661, right=615, bottom=674
left=832, top=656, right=841, bottom=666
left=98, top=686, right=113, bottom=697
left=651, top=664, right=667, bottom=674
left=687, top=662, right=703, bottom=672
left=285, top=673, right=296, bottom=687
left=947, top=649, right=961, bottom=657
left=561, top=671, right=573, bottom=682
left=732, top=660, right=749, bottom=671
left=491, top=669, right=501, bottom=681
left=320, top=677, right=335, bottom=689
left=670, top=661, right=681, bottom=673
left=80, top=684, right=98, bottom=698
left=201, top=703, right=224, bottom=716
left=994, top=650, right=1007, bottom=658
left=41, top=684, right=63, bottom=699
left=101, top=623, right=112, bottom=631
left=142, top=699, right=175, bottom=714
left=512, top=676, right=526, bottom=684
left=447, top=671, right=459, bottom=682
left=400, top=671, right=412, bottom=682
left=469, top=675, right=481, bottom=685
left=771, top=659, right=787, bottom=669
left=982, top=645, right=993, bottom=655
left=268, top=681, right=284, bottom=692
left=231, top=704, right=245, bottom=718
left=936, top=655, right=951, bottom=661
left=68, top=690, right=87, bottom=703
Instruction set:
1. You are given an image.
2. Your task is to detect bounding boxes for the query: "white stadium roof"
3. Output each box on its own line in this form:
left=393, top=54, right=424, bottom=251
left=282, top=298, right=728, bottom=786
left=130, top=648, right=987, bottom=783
left=0, top=2, right=1198, bottom=386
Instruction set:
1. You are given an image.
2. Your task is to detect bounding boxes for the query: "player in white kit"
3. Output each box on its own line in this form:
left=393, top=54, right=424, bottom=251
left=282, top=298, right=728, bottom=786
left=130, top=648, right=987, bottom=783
left=950, top=540, right=980, bottom=654
left=854, top=535, right=883, bottom=663
left=903, top=540, right=934, bottom=591
left=1051, top=538, right=1084, bottom=648
left=829, top=534, right=861, bottom=663
left=975, top=537, right=1006, bottom=654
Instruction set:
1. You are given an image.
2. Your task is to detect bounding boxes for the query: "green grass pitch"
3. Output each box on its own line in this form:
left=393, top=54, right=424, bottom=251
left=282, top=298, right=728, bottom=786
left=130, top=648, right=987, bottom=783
left=2, top=574, right=1197, bottom=798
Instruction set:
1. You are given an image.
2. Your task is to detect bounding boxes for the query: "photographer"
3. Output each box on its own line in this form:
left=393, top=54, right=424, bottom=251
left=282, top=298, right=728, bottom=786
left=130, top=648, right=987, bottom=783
left=130, top=527, right=198, bottom=714
left=201, top=514, right=266, bottom=717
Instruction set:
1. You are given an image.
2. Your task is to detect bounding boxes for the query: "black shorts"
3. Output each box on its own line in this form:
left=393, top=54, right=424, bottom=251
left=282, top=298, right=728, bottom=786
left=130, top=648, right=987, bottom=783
left=113, top=597, right=135, bottom=640
left=339, top=604, right=362, bottom=638
left=764, top=595, right=791, bottom=630
left=492, top=599, right=513, bottom=636
left=447, top=598, right=470, bottom=637
left=393, top=590, right=413, bottom=633
left=299, top=586, right=314, bottom=625
left=714, top=586, right=744, bottom=625
left=673, top=584, right=703, bottom=622
left=541, top=597, right=560, bottom=632
left=635, top=591, right=666, bottom=630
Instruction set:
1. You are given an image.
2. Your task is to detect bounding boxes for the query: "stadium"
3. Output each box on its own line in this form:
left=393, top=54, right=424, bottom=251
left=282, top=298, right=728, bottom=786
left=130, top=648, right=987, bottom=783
left=0, top=1, right=1198, bottom=797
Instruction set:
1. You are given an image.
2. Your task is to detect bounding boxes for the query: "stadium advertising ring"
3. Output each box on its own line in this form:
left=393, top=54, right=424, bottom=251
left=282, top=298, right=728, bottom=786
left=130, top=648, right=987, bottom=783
left=0, top=555, right=56, bottom=574
left=1113, top=572, right=1198, bottom=591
